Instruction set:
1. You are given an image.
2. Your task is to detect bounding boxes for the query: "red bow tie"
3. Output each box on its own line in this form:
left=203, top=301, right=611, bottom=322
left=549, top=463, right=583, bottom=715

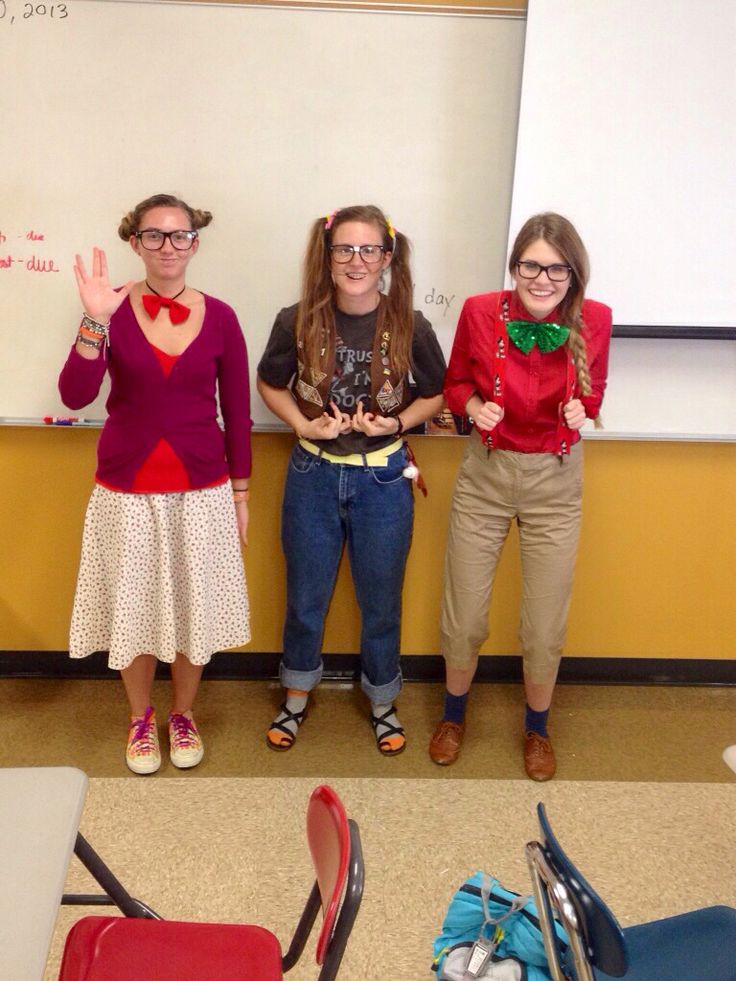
left=141, top=293, right=190, bottom=325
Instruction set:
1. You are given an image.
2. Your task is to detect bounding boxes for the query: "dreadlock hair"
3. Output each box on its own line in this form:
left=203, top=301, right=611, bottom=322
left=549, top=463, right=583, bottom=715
left=509, top=213, right=599, bottom=421
left=118, top=193, right=213, bottom=240
left=296, top=205, right=415, bottom=378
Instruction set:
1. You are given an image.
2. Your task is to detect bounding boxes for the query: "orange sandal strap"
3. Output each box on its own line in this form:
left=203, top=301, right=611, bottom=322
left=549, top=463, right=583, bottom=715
left=371, top=706, right=406, bottom=757
left=266, top=703, right=307, bottom=752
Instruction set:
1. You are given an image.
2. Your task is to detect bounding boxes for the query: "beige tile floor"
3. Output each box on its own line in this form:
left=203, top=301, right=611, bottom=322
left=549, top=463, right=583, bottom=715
left=2, top=677, right=736, bottom=782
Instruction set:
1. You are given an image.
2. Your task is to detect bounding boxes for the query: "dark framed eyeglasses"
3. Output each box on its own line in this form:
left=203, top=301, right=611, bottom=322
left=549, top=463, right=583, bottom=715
left=330, top=244, right=386, bottom=264
left=515, top=260, right=572, bottom=282
left=136, top=228, right=198, bottom=251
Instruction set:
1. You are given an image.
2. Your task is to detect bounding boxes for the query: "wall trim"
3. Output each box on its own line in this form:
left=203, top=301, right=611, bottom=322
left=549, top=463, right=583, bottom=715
left=1, top=652, right=734, bottom=686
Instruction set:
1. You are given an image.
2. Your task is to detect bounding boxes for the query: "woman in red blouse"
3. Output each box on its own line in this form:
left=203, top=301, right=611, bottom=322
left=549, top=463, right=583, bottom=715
left=60, top=194, right=252, bottom=775
left=429, top=213, right=611, bottom=780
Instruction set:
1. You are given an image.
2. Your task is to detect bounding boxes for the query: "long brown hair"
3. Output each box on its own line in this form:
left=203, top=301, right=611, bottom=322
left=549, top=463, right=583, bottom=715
left=118, top=193, right=213, bottom=240
left=509, top=212, right=594, bottom=401
left=296, top=205, right=415, bottom=378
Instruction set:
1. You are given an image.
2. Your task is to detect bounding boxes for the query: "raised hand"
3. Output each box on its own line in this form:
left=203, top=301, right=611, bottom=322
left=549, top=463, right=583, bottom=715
left=73, top=247, right=134, bottom=323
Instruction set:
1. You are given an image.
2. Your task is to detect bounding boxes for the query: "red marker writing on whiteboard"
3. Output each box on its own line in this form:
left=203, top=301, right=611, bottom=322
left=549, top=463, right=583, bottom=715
left=43, top=416, right=87, bottom=425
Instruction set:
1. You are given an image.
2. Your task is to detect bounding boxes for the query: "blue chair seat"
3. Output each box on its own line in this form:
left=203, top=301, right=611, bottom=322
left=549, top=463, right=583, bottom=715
left=593, top=906, right=736, bottom=980
left=527, top=803, right=736, bottom=981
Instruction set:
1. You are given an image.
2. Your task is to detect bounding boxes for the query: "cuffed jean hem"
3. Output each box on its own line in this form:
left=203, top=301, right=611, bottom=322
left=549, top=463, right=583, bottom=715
left=280, top=661, right=323, bottom=693
left=361, top=669, right=402, bottom=705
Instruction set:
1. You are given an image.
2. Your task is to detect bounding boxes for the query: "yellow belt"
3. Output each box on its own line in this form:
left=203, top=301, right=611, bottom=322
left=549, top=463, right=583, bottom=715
left=298, top=438, right=403, bottom=467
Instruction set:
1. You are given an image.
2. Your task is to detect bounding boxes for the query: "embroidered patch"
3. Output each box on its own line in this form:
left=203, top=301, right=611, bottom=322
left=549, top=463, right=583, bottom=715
left=376, top=378, right=404, bottom=413
left=296, top=378, right=324, bottom=406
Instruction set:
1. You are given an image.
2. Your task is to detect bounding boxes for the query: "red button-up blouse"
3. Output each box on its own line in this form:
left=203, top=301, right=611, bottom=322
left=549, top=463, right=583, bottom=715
left=444, top=290, right=612, bottom=453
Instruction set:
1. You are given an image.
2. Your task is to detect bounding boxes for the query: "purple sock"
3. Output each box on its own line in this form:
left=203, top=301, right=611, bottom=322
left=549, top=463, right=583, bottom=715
left=525, top=704, right=549, bottom=738
left=443, top=691, right=468, bottom=725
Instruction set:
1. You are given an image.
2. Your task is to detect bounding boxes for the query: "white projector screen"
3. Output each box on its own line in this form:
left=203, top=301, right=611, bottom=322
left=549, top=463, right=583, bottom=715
left=508, top=0, right=736, bottom=438
left=510, top=0, right=736, bottom=329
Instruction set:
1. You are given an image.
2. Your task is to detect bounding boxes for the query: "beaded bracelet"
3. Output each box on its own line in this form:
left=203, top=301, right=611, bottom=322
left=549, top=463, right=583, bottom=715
left=232, top=489, right=250, bottom=504
left=76, top=332, right=103, bottom=349
left=81, top=313, right=110, bottom=340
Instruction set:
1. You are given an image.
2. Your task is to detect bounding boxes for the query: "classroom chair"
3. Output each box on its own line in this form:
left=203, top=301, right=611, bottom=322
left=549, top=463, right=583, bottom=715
left=59, top=784, right=364, bottom=981
left=526, top=802, right=736, bottom=980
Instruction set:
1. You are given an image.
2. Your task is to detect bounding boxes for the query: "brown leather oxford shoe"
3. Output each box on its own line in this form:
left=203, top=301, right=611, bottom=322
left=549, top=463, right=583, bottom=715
left=524, top=731, right=556, bottom=781
left=429, top=720, right=465, bottom=766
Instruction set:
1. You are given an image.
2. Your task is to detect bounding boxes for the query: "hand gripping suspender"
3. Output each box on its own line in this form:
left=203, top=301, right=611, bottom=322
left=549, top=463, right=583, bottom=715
left=481, top=295, right=576, bottom=459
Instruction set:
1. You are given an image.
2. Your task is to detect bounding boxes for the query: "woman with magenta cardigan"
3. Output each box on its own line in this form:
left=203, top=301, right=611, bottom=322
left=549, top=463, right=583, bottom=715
left=59, top=193, right=252, bottom=775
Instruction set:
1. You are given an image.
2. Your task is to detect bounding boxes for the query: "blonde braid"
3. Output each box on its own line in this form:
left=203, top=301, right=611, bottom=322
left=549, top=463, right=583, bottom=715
left=567, top=317, right=603, bottom=427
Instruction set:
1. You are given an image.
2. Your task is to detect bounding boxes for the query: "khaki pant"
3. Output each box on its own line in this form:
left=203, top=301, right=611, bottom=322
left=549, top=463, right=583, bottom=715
left=440, top=432, right=583, bottom=684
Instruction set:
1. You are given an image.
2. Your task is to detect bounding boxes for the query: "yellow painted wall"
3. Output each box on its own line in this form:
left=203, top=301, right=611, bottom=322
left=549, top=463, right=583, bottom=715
left=1, top=427, right=734, bottom=659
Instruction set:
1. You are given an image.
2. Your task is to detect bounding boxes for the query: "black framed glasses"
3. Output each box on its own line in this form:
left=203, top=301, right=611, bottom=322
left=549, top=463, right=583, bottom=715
left=136, top=228, right=198, bottom=251
left=515, top=260, right=572, bottom=282
left=330, top=244, right=386, bottom=264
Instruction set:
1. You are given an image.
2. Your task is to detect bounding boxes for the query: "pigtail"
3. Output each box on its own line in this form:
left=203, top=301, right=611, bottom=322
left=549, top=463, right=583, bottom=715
left=567, top=323, right=591, bottom=397
left=567, top=316, right=603, bottom=427
left=384, top=229, right=414, bottom=378
left=296, top=217, right=335, bottom=370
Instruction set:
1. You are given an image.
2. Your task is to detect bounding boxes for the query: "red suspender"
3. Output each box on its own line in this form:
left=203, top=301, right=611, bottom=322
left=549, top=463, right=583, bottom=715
left=481, top=294, right=576, bottom=456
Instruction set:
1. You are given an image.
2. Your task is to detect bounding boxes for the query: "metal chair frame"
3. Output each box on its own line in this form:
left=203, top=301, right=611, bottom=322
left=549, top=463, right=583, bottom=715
left=525, top=802, right=736, bottom=981
left=281, top=818, right=364, bottom=978
left=526, top=839, right=594, bottom=981
left=62, top=832, right=161, bottom=919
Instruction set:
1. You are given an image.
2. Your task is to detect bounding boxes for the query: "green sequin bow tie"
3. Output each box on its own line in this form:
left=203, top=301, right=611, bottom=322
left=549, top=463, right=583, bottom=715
left=506, top=320, right=570, bottom=354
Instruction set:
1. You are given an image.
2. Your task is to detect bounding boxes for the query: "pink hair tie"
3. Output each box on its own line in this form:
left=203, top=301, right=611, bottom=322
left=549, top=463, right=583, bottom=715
left=325, top=210, right=338, bottom=230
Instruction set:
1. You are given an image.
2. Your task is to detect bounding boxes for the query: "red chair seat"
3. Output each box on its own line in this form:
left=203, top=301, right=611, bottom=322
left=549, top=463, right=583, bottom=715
left=59, top=916, right=283, bottom=980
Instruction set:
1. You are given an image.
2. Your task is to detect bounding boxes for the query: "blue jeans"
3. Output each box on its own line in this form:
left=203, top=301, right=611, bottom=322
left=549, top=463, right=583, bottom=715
left=280, top=441, right=414, bottom=704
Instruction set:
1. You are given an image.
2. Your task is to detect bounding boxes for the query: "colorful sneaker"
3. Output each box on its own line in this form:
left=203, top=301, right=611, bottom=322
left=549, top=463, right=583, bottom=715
left=168, top=712, right=204, bottom=769
left=126, top=706, right=161, bottom=775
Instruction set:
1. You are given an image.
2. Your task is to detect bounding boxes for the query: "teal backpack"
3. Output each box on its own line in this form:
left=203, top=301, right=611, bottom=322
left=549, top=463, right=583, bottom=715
left=432, top=872, right=569, bottom=980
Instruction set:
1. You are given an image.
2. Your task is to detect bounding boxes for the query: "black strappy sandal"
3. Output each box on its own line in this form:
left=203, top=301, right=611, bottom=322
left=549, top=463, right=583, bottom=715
left=266, top=702, right=307, bottom=752
left=371, top=705, right=406, bottom=757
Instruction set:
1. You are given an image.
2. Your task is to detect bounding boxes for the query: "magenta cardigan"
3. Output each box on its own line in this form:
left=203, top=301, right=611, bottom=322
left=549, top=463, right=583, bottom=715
left=59, top=295, right=252, bottom=490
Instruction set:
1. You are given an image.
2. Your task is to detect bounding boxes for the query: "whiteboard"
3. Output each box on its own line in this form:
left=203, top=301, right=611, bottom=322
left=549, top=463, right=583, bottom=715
left=507, top=0, right=736, bottom=439
left=0, top=0, right=524, bottom=425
